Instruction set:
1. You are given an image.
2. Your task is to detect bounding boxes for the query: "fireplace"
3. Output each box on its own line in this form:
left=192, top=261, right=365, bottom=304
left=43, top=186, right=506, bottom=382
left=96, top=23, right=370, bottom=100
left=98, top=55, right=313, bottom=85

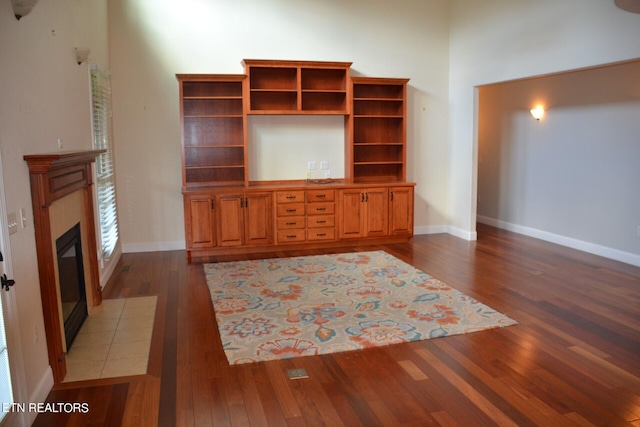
left=56, top=223, right=88, bottom=350
left=24, top=150, right=104, bottom=383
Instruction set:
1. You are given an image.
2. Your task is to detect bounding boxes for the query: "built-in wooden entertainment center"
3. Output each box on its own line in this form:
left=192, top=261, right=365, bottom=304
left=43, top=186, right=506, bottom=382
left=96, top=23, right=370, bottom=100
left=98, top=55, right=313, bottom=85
left=177, top=59, right=414, bottom=261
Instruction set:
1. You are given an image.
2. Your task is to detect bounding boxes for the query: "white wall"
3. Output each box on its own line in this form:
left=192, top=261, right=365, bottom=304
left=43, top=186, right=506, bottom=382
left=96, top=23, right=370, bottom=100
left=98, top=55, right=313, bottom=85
left=478, top=61, right=640, bottom=266
left=0, top=0, right=109, bottom=412
left=248, top=116, right=346, bottom=181
left=449, top=0, right=640, bottom=240
left=108, top=0, right=452, bottom=252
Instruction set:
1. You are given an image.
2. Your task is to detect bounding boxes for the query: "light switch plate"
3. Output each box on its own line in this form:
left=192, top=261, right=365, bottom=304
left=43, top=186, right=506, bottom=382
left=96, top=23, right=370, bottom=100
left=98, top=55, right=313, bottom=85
left=20, top=208, right=27, bottom=229
left=7, top=212, right=18, bottom=235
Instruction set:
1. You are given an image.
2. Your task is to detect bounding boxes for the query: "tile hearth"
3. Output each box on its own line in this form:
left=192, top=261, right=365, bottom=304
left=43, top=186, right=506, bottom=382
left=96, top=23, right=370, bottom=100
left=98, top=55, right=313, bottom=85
left=63, top=296, right=157, bottom=382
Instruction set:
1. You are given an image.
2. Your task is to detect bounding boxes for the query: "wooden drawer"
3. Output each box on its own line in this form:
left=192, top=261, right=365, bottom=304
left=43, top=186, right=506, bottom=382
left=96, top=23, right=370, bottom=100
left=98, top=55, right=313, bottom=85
left=307, top=228, right=336, bottom=241
left=307, top=202, right=335, bottom=215
left=277, top=216, right=305, bottom=229
left=277, top=229, right=306, bottom=243
left=307, top=189, right=335, bottom=202
left=276, top=191, right=305, bottom=203
left=307, top=215, right=334, bottom=228
left=277, top=203, right=305, bottom=216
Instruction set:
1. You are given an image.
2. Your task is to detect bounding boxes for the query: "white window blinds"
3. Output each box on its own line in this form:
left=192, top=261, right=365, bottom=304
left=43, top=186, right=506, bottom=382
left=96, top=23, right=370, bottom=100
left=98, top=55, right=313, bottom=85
left=90, top=67, right=119, bottom=262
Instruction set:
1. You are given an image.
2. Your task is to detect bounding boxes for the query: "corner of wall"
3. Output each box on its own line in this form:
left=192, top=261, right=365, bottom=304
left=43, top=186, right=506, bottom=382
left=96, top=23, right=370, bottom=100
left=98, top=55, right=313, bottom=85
left=414, top=224, right=477, bottom=241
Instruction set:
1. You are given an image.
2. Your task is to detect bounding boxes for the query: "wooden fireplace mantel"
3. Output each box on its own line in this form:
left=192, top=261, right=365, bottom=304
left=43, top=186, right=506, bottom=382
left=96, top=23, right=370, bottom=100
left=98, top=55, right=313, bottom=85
left=24, top=149, right=105, bottom=383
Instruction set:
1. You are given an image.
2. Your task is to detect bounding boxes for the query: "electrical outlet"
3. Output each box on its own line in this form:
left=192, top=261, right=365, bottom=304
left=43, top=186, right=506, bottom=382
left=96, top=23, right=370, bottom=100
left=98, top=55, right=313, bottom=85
left=320, top=161, right=329, bottom=170
left=307, top=161, right=316, bottom=170
left=57, top=138, right=63, bottom=149
left=324, top=170, right=331, bottom=178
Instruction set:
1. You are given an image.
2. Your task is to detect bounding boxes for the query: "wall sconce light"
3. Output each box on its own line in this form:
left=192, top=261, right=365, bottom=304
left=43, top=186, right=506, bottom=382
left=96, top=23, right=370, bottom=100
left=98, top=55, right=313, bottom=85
left=11, top=0, right=38, bottom=20
left=530, top=105, right=545, bottom=121
left=75, top=47, right=90, bottom=65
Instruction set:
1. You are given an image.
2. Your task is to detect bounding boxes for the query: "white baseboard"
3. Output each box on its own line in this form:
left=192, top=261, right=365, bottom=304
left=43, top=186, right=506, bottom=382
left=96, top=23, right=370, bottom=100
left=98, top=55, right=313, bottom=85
left=99, top=244, right=122, bottom=289
left=414, top=225, right=478, bottom=241
left=414, top=225, right=448, bottom=235
left=447, top=226, right=478, bottom=241
left=477, top=215, right=640, bottom=267
left=26, top=367, right=54, bottom=425
left=122, top=240, right=186, bottom=253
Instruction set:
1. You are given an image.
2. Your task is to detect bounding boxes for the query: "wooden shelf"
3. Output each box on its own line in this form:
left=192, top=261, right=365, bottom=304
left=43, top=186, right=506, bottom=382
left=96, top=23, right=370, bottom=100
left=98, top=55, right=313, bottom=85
left=182, top=98, right=243, bottom=116
left=243, top=60, right=351, bottom=114
left=177, top=75, right=248, bottom=188
left=349, top=77, right=408, bottom=182
left=353, top=79, right=405, bottom=99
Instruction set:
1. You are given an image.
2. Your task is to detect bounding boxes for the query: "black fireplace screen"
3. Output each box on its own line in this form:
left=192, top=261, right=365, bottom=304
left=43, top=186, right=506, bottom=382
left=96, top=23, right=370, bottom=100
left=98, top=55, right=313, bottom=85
left=56, top=222, right=88, bottom=350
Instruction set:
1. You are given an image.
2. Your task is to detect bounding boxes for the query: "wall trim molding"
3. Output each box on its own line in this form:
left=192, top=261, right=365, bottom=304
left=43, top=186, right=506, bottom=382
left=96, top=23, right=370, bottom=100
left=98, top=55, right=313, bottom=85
left=414, top=225, right=478, bottom=241
left=122, top=240, right=186, bottom=254
left=27, top=367, right=54, bottom=425
left=99, top=243, right=122, bottom=289
left=477, top=215, right=640, bottom=267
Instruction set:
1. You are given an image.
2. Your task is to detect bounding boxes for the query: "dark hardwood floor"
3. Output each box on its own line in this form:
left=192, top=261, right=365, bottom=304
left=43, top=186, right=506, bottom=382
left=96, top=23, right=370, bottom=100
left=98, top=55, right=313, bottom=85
left=33, top=224, right=640, bottom=426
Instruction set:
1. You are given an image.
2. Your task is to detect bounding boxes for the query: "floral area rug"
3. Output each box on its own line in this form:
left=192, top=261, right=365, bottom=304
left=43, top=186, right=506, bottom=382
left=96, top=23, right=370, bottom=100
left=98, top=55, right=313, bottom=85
left=204, top=250, right=517, bottom=365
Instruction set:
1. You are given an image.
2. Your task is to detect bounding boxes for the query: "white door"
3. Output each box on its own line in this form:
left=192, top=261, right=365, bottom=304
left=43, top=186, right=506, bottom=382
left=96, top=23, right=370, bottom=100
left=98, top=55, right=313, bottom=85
left=0, top=276, right=15, bottom=425
left=0, top=152, right=27, bottom=426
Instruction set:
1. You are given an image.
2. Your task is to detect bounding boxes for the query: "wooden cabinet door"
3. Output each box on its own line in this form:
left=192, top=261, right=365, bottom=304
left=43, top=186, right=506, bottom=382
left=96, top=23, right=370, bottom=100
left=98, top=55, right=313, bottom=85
left=364, top=187, right=389, bottom=237
left=244, top=192, right=273, bottom=246
left=217, top=194, right=244, bottom=247
left=390, top=186, right=414, bottom=236
left=185, top=196, right=216, bottom=248
left=338, top=189, right=365, bottom=239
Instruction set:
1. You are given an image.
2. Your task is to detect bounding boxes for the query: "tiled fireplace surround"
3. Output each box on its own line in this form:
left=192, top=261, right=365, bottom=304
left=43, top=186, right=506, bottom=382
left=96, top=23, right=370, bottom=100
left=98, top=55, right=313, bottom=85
left=24, top=150, right=104, bottom=384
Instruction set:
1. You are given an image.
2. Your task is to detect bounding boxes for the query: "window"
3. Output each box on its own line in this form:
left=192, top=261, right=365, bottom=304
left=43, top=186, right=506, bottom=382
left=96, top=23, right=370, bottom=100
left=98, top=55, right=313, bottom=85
left=90, top=67, right=119, bottom=262
left=0, top=293, right=13, bottom=423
